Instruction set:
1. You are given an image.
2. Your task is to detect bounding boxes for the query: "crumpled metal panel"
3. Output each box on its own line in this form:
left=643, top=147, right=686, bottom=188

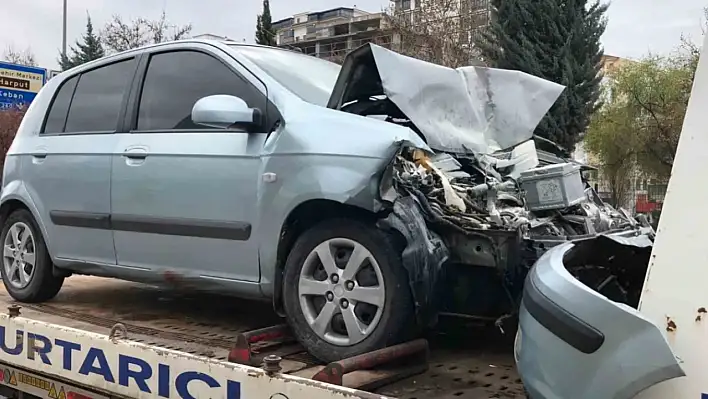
left=377, top=195, right=449, bottom=327
left=598, top=231, right=654, bottom=248
left=517, top=237, right=684, bottom=399
left=328, top=43, right=566, bottom=154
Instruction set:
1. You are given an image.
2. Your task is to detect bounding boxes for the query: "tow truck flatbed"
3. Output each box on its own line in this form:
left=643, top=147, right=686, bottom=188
left=0, top=276, right=525, bottom=398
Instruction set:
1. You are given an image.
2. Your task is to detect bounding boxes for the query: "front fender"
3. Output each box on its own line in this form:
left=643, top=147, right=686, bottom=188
left=256, top=153, right=388, bottom=292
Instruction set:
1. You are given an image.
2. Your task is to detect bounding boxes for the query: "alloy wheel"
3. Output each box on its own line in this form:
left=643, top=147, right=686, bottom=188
left=3, top=222, right=37, bottom=289
left=298, top=237, right=386, bottom=346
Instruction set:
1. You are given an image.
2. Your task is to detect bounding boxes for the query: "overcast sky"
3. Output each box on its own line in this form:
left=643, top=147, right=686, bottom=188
left=2, top=0, right=706, bottom=70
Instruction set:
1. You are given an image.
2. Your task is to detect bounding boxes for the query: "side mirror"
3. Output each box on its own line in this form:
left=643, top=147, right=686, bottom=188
left=191, top=95, right=261, bottom=130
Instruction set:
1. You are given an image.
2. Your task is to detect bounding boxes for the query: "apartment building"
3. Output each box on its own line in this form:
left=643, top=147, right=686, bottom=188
left=393, top=0, right=490, bottom=40
left=272, top=1, right=491, bottom=62
left=392, top=0, right=415, bottom=10
left=192, top=33, right=233, bottom=41
left=272, top=7, right=386, bottom=60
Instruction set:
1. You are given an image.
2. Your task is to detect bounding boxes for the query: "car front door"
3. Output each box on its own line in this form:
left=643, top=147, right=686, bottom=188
left=22, top=57, right=138, bottom=266
left=110, top=45, right=272, bottom=289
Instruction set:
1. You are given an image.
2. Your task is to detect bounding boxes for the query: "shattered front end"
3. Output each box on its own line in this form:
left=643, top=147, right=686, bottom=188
left=331, top=43, right=652, bottom=328
left=380, top=143, right=651, bottom=328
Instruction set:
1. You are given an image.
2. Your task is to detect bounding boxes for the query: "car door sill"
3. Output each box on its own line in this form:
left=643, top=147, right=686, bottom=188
left=55, top=258, right=259, bottom=284
left=55, top=257, right=151, bottom=271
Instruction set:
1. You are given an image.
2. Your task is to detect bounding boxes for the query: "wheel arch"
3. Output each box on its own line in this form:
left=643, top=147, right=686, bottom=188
left=0, top=192, right=52, bottom=255
left=0, top=198, right=30, bottom=225
left=271, top=199, right=384, bottom=315
left=0, top=196, right=66, bottom=302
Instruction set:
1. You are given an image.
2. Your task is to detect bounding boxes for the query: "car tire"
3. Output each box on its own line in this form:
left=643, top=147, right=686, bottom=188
left=283, top=218, right=415, bottom=363
left=0, top=209, right=63, bottom=302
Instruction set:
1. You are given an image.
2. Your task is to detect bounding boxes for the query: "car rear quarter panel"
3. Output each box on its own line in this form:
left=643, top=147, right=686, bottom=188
left=0, top=75, right=63, bottom=254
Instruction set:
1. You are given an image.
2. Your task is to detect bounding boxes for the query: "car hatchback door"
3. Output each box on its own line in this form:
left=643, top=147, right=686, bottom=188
left=110, top=45, right=272, bottom=289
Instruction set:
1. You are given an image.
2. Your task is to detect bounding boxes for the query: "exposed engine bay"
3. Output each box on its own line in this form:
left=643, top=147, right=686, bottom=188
left=328, top=43, right=654, bottom=329
left=380, top=142, right=652, bottom=328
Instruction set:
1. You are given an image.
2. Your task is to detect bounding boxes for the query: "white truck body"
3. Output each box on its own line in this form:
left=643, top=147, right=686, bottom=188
left=0, top=275, right=523, bottom=398
left=0, top=313, right=385, bottom=399
left=634, top=28, right=708, bottom=399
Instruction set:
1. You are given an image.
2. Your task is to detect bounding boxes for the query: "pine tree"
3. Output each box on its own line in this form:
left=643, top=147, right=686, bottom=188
left=255, top=0, right=277, bottom=46
left=476, top=0, right=608, bottom=153
left=58, top=14, right=105, bottom=71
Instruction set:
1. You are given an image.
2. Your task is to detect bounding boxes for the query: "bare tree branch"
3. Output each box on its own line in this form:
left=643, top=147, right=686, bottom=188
left=101, top=11, right=192, bottom=54
left=2, top=45, right=37, bottom=66
left=383, top=0, right=488, bottom=67
left=630, top=90, right=670, bottom=137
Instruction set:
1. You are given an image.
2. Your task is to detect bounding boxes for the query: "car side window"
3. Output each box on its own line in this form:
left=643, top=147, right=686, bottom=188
left=42, top=75, right=79, bottom=134
left=64, top=58, right=136, bottom=134
left=136, top=50, right=267, bottom=131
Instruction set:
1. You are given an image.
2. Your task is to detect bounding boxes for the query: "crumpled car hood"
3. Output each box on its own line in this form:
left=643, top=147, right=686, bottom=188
left=327, top=43, right=566, bottom=154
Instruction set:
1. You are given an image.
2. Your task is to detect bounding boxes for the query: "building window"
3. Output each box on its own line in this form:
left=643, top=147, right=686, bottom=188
left=403, top=0, right=411, bottom=9
left=470, top=0, right=488, bottom=9
left=472, top=10, right=488, bottom=27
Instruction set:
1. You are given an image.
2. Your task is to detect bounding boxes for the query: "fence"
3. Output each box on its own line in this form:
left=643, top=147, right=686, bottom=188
left=590, top=168, right=668, bottom=217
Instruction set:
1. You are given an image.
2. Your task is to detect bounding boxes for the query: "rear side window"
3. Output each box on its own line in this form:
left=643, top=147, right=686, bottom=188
left=42, top=75, right=78, bottom=134
left=136, top=50, right=266, bottom=131
left=64, top=58, right=136, bottom=133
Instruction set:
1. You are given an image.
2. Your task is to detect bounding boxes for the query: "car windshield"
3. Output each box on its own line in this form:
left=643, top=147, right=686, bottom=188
left=230, top=45, right=341, bottom=107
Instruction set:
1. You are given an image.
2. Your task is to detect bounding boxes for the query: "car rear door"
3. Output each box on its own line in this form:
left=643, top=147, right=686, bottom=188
left=110, top=44, right=272, bottom=290
left=22, top=57, right=138, bottom=266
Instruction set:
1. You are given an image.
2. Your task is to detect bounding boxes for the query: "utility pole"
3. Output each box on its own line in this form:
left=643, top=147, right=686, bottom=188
left=62, top=0, right=67, bottom=58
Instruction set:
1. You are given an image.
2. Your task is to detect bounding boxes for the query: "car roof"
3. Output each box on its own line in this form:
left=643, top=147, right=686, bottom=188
left=58, top=39, right=303, bottom=79
left=110, top=39, right=300, bottom=59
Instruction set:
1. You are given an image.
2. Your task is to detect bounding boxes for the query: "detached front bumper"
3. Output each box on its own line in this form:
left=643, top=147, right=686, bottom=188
left=515, top=239, right=684, bottom=399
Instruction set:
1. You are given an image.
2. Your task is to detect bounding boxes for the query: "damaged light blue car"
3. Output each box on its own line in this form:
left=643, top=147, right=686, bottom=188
left=0, top=39, right=653, bottom=364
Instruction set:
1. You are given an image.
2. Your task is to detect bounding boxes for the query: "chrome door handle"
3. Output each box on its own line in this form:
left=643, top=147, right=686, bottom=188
left=123, top=147, right=148, bottom=159
left=124, top=152, right=147, bottom=159
left=123, top=147, right=148, bottom=166
left=31, top=151, right=47, bottom=164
